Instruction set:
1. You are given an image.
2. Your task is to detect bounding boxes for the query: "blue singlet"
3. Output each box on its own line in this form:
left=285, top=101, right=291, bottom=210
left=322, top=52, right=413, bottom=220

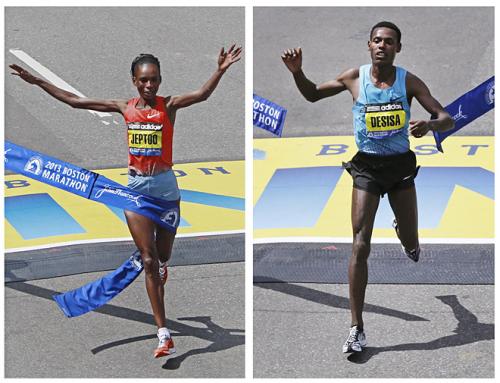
left=352, top=64, right=411, bottom=155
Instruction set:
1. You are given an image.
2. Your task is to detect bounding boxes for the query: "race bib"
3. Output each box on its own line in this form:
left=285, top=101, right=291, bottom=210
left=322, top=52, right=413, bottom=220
left=365, top=102, right=406, bottom=138
left=128, top=123, right=163, bottom=156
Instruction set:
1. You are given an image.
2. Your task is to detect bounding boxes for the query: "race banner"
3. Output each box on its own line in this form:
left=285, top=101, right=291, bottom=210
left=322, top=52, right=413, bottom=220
left=253, top=94, right=287, bottom=136
left=4, top=141, right=180, bottom=233
left=434, top=76, right=494, bottom=152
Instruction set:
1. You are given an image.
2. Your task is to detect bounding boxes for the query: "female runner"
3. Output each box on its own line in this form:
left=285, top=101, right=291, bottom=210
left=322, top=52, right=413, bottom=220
left=10, top=44, right=242, bottom=358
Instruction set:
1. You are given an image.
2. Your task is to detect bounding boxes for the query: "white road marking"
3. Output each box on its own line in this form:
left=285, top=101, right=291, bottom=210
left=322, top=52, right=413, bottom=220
left=5, top=230, right=245, bottom=253
left=9, top=49, right=113, bottom=119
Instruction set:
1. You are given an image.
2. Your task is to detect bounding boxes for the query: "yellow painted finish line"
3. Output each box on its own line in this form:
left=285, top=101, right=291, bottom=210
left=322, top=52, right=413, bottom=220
left=254, top=136, right=493, bottom=242
left=5, top=160, right=244, bottom=251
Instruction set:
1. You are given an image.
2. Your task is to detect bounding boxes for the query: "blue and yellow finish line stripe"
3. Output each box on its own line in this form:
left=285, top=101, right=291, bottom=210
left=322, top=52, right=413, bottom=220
left=254, top=136, right=493, bottom=243
left=5, top=160, right=244, bottom=251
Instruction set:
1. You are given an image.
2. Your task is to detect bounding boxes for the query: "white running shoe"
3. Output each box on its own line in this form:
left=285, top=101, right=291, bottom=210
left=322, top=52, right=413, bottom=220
left=342, top=325, right=367, bottom=353
left=159, top=261, right=168, bottom=285
left=392, top=219, right=420, bottom=262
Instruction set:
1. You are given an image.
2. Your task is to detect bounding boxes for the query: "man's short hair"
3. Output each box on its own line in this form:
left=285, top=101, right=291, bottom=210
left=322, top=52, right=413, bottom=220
left=370, top=21, right=401, bottom=43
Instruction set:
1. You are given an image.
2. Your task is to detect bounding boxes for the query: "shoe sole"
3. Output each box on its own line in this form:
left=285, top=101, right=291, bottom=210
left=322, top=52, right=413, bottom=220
left=406, top=251, right=419, bottom=262
left=343, top=339, right=367, bottom=353
left=343, top=345, right=363, bottom=353
left=393, top=219, right=419, bottom=262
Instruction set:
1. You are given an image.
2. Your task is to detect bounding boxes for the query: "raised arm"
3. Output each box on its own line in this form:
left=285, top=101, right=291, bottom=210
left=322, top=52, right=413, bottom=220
left=9, top=64, right=127, bottom=114
left=406, top=72, right=454, bottom=138
left=281, top=47, right=353, bottom=102
left=166, top=44, right=242, bottom=111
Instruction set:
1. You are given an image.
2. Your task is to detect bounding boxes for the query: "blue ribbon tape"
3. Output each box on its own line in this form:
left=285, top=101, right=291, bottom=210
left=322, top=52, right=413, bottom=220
left=4, top=141, right=180, bottom=232
left=253, top=94, right=287, bottom=137
left=433, top=76, right=494, bottom=152
left=53, top=252, right=144, bottom=318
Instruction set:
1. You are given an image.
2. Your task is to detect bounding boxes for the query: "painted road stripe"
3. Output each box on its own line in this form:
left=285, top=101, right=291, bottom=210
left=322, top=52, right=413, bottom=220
left=181, top=189, right=245, bottom=211
left=5, top=160, right=244, bottom=250
left=254, top=136, right=493, bottom=241
left=5, top=230, right=245, bottom=254
left=255, top=166, right=494, bottom=230
left=5, top=193, right=85, bottom=239
left=9, top=49, right=112, bottom=119
left=374, top=166, right=494, bottom=229
left=254, top=166, right=343, bottom=229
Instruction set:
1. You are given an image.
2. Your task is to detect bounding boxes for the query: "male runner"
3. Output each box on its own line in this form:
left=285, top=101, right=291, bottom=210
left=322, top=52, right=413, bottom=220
left=282, top=21, right=453, bottom=353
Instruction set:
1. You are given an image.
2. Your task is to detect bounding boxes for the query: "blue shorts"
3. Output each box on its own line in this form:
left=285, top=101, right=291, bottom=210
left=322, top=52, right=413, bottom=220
left=128, top=169, right=180, bottom=202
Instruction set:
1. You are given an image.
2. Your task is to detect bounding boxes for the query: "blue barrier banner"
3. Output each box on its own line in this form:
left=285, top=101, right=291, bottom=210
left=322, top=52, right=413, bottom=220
left=4, top=141, right=180, bottom=233
left=53, top=252, right=144, bottom=317
left=433, top=77, right=494, bottom=152
left=253, top=94, right=287, bottom=136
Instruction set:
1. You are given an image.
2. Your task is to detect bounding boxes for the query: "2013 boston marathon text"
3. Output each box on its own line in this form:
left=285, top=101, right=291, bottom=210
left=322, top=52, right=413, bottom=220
left=5, top=165, right=233, bottom=189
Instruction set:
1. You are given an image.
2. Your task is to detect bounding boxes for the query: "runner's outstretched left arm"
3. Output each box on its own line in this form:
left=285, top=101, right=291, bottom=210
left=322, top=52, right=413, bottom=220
left=167, top=45, right=243, bottom=110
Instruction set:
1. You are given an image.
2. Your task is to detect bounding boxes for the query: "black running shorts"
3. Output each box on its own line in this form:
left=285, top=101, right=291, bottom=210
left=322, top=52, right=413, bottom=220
left=342, top=150, right=419, bottom=197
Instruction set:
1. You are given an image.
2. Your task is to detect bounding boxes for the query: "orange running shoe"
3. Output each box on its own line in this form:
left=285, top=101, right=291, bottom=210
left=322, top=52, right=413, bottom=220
left=154, top=336, right=176, bottom=358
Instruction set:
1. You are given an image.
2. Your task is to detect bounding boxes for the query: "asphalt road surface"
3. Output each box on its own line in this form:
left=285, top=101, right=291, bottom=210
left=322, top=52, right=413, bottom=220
left=254, top=283, right=493, bottom=379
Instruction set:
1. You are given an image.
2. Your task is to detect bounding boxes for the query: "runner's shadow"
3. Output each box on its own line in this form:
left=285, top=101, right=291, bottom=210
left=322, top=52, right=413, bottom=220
left=90, top=315, right=244, bottom=369
left=6, top=282, right=244, bottom=364
left=162, top=316, right=244, bottom=370
left=347, top=295, right=494, bottom=364
left=255, top=278, right=428, bottom=322
left=5, top=260, right=29, bottom=282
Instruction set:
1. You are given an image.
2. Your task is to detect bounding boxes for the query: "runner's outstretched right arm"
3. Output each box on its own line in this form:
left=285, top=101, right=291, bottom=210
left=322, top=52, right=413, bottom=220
left=9, top=64, right=126, bottom=114
left=281, top=47, right=350, bottom=102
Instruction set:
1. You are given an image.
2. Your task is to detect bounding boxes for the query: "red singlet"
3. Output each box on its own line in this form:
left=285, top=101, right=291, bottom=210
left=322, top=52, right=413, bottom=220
left=124, top=96, right=174, bottom=175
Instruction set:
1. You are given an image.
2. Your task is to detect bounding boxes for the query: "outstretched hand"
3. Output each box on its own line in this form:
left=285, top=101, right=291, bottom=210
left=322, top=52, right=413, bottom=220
left=218, top=44, right=243, bottom=71
left=281, top=47, right=302, bottom=74
left=9, top=64, right=38, bottom=84
left=409, top=120, right=431, bottom=138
